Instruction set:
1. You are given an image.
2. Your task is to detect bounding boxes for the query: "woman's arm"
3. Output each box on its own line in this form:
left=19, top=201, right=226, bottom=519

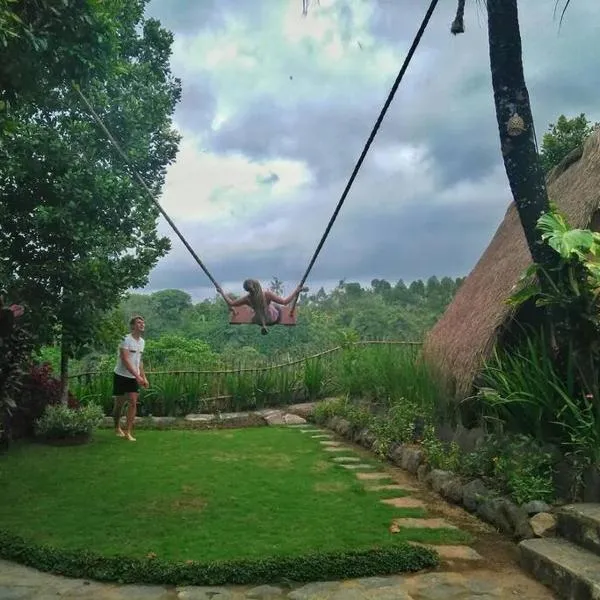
left=265, top=286, right=307, bottom=306
left=217, top=287, right=251, bottom=308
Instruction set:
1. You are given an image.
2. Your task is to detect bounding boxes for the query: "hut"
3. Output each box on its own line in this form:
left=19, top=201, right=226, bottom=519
left=422, top=129, right=600, bottom=399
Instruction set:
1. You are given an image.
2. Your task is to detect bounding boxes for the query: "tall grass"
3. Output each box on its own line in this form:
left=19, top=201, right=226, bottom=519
left=70, top=342, right=435, bottom=417
left=476, top=329, right=600, bottom=466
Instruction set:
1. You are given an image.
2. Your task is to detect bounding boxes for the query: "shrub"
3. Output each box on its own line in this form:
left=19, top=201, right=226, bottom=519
left=10, top=363, right=79, bottom=439
left=0, top=298, right=33, bottom=446
left=0, top=529, right=438, bottom=586
left=34, top=403, right=103, bottom=441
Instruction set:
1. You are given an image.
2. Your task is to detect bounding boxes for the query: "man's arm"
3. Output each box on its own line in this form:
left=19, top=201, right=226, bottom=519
left=119, top=347, right=143, bottom=383
left=139, top=357, right=149, bottom=388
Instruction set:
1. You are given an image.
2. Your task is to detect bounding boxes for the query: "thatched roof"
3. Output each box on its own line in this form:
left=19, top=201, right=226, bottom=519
left=423, top=129, right=600, bottom=398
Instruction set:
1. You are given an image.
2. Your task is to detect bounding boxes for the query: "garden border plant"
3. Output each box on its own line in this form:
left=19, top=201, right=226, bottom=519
left=0, top=529, right=438, bottom=586
left=311, top=398, right=553, bottom=542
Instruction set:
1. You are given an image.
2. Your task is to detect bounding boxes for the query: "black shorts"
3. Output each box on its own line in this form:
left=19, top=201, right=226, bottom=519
left=112, top=373, right=139, bottom=396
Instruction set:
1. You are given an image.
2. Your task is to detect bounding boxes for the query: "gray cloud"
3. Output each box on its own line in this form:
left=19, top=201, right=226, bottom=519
left=143, top=0, right=600, bottom=298
left=146, top=162, right=509, bottom=294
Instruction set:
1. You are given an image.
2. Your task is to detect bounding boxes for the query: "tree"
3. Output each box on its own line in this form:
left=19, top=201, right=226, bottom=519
left=0, top=2, right=181, bottom=399
left=474, top=0, right=555, bottom=268
left=269, top=277, right=284, bottom=295
left=0, top=0, right=121, bottom=128
left=151, top=289, right=193, bottom=323
left=540, top=114, right=597, bottom=174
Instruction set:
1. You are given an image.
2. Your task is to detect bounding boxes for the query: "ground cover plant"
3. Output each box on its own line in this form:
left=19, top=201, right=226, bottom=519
left=0, top=427, right=467, bottom=577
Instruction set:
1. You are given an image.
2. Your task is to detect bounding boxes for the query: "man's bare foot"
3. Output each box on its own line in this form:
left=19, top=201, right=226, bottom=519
left=116, top=428, right=126, bottom=438
left=125, top=433, right=136, bottom=442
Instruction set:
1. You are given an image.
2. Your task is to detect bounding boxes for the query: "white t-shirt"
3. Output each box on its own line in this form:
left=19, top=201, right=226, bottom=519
left=114, top=334, right=145, bottom=379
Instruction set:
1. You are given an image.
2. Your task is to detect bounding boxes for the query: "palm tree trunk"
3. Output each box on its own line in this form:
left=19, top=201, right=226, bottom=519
left=486, top=0, right=556, bottom=267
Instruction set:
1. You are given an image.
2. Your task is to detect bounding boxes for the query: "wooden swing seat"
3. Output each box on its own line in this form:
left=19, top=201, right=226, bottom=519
left=229, top=305, right=297, bottom=326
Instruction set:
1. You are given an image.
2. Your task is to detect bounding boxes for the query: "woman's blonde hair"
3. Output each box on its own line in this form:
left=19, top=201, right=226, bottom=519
left=243, top=279, right=269, bottom=335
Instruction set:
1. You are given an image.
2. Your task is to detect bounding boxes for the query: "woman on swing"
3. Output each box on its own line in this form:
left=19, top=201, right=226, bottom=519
left=217, top=280, right=307, bottom=335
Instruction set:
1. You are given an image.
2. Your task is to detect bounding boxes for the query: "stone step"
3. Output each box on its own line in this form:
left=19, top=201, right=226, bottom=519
left=519, top=537, right=600, bottom=600
left=409, top=543, right=483, bottom=563
left=557, top=503, right=600, bottom=557
left=391, top=517, right=457, bottom=530
left=340, top=463, right=375, bottom=470
left=381, top=497, right=426, bottom=509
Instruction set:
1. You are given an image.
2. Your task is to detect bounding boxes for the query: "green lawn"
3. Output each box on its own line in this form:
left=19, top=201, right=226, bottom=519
left=0, top=427, right=468, bottom=563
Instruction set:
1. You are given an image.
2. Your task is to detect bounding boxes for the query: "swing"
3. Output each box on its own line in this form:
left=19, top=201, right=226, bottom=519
left=229, top=305, right=297, bottom=326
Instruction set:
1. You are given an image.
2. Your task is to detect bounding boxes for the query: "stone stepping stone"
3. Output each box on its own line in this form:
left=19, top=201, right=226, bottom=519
left=391, top=517, right=457, bottom=529
left=355, top=472, right=393, bottom=481
left=410, top=543, right=483, bottom=562
left=320, top=440, right=342, bottom=446
left=331, top=456, right=361, bottom=463
left=366, top=484, right=417, bottom=492
left=381, top=497, right=426, bottom=509
left=311, top=434, right=333, bottom=439
left=340, top=463, right=375, bottom=470
left=323, top=446, right=348, bottom=452
left=299, top=428, right=324, bottom=433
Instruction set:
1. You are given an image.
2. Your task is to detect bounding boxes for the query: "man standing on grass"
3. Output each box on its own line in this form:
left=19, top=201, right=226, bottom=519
left=112, top=315, right=148, bottom=442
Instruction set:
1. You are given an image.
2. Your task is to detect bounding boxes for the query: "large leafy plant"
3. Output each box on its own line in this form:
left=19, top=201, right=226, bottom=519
left=509, top=209, right=600, bottom=396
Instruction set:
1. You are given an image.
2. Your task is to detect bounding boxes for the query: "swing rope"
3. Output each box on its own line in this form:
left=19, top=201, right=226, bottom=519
left=72, top=83, right=222, bottom=291
left=290, top=0, right=440, bottom=312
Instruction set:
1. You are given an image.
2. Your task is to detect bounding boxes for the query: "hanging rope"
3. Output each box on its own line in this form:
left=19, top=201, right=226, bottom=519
left=290, top=0, right=440, bottom=311
left=72, top=83, right=222, bottom=290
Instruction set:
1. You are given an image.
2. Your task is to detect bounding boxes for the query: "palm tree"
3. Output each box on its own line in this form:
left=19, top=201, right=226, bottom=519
left=454, top=0, right=557, bottom=269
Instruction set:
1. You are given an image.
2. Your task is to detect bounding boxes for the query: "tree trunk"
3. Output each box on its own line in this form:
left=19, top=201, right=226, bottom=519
left=486, top=0, right=556, bottom=267
left=60, top=338, right=70, bottom=404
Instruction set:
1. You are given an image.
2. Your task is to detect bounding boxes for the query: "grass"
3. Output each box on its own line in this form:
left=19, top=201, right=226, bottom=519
left=0, top=427, right=468, bottom=564
left=70, top=343, right=442, bottom=418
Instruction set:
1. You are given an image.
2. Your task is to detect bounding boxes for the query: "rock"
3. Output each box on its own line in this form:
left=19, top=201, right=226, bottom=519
left=262, top=410, right=285, bottom=425
left=530, top=512, right=557, bottom=537
left=288, top=582, right=339, bottom=599
left=335, top=418, right=353, bottom=437
left=553, top=458, right=580, bottom=502
left=184, top=414, right=215, bottom=422
left=477, top=497, right=513, bottom=534
left=417, top=463, right=431, bottom=482
left=286, top=402, right=316, bottom=418
left=177, top=587, right=234, bottom=599
left=439, top=477, right=464, bottom=505
left=426, top=469, right=454, bottom=494
left=389, top=445, right=404, bottom=467
left=362, top=431, right=376, bottom=449
left=400, top=447, right=423, bottom=474
left=151, top=416, right=177, bottom=425
left=583, top=465, right=600, bottom=502
left=461, top=479, right=490, bottom=512
left=219, top=412, right=250, bottom=420
left=328, top=416, right=341, bottom=430
left=282, top=413, right=306, bottom=425
left=245, top=584, right=285, bottom=598
left=522, top=500, right=552, bottom=515
left=503, top=500, right=535, bottom=540
left=452, top=425, right=486, bottom=453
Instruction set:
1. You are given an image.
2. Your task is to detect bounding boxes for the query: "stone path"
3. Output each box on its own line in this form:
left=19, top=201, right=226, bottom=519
left=0, top=421, right=557, bottom=600
left=0, top=561, right=556, bottom=599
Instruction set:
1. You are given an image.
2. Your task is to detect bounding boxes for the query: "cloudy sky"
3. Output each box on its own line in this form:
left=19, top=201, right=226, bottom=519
left=140, top=0, right=600, bottom=301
